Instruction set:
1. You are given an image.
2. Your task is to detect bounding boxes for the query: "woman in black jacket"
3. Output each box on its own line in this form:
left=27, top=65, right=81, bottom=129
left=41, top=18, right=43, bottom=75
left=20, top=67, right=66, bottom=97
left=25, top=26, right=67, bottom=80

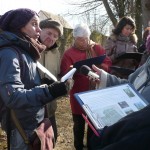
left=0, top=8, right=68, bottom=150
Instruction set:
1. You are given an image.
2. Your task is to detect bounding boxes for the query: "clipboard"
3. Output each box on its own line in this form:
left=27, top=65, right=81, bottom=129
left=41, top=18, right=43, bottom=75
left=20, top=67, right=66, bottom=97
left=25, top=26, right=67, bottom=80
left=73, top=55, right=106, bottom=70
left=74, top=83, right=148, bottom=130
left=110, top=66, right=135, bottom=75
left=82, top=114, right=100, bottom=137
left=116, top=52, right=143, bottom=62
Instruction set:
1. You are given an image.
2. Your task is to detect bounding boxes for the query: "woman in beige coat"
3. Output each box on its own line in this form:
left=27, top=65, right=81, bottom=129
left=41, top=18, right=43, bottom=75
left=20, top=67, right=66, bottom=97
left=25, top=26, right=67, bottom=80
left=105, top=16, right=138, bottom=78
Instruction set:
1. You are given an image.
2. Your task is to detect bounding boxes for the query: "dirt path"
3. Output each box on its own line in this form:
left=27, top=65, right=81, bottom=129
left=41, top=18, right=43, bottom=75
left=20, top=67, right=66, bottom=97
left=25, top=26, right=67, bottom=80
left=54, top=96, right=75, bottom=150
left=55, top=96, right=88, bottom=150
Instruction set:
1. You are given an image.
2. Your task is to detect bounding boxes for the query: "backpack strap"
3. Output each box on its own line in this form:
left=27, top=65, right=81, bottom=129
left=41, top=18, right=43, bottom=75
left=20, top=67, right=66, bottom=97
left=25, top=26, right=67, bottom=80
left=10, top=110, right=30, bottom=144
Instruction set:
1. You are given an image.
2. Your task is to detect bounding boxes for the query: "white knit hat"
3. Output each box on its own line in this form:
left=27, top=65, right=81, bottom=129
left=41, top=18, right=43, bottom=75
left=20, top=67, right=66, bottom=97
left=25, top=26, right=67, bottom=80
left=73, top=23, right=91, bottom=38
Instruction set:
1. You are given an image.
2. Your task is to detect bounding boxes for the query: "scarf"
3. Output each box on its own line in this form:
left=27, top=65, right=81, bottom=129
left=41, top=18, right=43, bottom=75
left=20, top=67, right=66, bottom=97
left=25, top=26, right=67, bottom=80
left=117, top=34, right=130, bottom=42
left=22, top=35, right=46, bottom=60
left=14, top=32, right=46, bottom=60
left=73, top=40, right=96, bottom=56
left=74, top=40, right=97, bottom=90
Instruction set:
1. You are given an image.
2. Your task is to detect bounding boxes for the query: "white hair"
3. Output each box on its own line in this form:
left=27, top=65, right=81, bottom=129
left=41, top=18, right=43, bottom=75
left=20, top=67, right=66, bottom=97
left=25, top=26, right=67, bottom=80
left=73, top=23, right=91, bottom=38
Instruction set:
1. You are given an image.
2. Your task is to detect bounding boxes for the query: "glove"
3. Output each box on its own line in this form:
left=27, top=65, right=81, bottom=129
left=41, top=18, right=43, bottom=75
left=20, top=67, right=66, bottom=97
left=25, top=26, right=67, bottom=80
left=48, top=81, right=67, bottom=98
left=41, top=77, right=54, bottom=85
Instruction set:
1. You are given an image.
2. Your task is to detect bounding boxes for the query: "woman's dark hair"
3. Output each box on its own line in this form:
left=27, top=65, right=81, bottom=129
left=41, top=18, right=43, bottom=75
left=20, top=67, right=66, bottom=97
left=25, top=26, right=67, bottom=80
left=112, top=16, right=136, bottom=35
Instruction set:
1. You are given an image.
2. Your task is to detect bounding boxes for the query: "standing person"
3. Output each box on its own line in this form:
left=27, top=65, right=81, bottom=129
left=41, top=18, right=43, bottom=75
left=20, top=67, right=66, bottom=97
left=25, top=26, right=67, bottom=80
left=39, top=18, right=63, bottom=142
left=0, top=8, right=68, bottom=150
left=138, top=27, right=150, bottom=53
left=60, top=23, right=112, bottom=150
left=105, top=16, right=138, bottom=78
left=139, top=34, right=150, bottom=66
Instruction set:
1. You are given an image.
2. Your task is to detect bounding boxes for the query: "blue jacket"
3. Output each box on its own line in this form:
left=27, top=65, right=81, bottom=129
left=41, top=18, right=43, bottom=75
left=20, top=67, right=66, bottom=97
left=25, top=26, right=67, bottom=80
left=0, top=32, right=54, bottom=130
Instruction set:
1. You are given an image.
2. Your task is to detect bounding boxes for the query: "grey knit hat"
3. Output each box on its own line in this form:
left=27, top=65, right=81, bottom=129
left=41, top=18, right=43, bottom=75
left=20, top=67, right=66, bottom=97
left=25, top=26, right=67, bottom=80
left=0, top=8, right=38, bottom=32
left=40, top=18, right=63, bottom=36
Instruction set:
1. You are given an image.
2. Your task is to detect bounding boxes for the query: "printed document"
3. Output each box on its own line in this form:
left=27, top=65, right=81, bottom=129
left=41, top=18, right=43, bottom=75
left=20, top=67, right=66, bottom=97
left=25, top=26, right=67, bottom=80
left=74, top=84, right=148, bottom=130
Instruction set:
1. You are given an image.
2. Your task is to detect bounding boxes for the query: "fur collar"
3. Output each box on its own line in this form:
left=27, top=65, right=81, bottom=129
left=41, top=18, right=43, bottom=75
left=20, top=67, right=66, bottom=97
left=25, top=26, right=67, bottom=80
left=109, top=33, right=138, bottom=44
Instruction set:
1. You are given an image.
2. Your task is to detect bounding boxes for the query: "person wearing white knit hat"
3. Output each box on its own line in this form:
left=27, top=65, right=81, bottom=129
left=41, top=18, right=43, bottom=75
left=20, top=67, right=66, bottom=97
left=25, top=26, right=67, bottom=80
left=60, top=23, right=112, bottom=150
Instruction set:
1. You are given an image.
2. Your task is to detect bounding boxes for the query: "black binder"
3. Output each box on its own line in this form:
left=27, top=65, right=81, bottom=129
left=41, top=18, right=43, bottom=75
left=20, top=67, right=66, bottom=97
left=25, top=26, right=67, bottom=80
left=73, top=55, right=106, bottom=70
left=110, top=66, right=135, bottom=75
left=116, top=52, right=143, bottom=62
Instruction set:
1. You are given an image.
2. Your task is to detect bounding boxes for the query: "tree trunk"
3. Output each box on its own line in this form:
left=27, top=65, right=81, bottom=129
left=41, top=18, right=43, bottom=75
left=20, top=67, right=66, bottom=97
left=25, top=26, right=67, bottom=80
left=102, top=0, right=117, bottom=26
left=135, top=0, right=142, bottom=46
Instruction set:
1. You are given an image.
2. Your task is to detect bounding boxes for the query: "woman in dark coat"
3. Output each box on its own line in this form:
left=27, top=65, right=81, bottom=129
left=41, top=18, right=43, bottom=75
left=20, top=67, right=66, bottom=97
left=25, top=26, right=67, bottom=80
left=0, top=8, right=68, bottom=150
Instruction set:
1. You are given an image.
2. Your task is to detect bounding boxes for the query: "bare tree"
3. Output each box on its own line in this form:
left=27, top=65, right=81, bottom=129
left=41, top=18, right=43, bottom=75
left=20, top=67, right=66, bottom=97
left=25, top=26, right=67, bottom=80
left=65, top=0, right=143, bottom=44
left=135, top=0, right=142, bottom=46
left=102, top=0, right=117, bottom=26
left=66, top=0, right=139, bottom=28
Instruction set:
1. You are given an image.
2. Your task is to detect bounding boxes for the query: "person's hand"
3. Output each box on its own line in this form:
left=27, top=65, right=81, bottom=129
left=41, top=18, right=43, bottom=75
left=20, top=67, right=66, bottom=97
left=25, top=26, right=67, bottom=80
left=70, top=65, right=73, bottom=69
left=65, top=78, right=74, bottom=94
left=92, top=65, right=102, bottom=76
left=91, top=65, right=102, bottom=89
left=34, top=118, right=54, bottom=149
left=41, top=77, right=54, bottom=85
left=48, top=81, right=67, bottom=98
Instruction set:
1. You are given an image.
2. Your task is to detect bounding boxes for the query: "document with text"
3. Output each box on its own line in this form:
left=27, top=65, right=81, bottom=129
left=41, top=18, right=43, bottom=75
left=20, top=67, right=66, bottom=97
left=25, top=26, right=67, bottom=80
left=74, top=83, right=148, bottom=130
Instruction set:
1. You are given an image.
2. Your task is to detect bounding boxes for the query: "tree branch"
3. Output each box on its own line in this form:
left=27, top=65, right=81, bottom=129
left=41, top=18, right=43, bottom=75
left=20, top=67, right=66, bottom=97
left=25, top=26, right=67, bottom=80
left=102, top=0, right=117, bottom=26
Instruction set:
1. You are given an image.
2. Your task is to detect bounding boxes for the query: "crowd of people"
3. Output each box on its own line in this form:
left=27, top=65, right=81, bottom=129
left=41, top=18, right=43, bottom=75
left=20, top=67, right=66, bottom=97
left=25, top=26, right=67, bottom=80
left=0, top=7, right=150, bottom=150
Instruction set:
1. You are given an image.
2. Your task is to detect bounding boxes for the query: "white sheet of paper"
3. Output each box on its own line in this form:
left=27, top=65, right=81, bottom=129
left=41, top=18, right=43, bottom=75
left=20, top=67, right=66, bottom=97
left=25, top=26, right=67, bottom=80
left=37, top=61, right=58, bottom=81
left=77, top=84, right=148, bottom=129
left=37, top=62, right=76, bottom=83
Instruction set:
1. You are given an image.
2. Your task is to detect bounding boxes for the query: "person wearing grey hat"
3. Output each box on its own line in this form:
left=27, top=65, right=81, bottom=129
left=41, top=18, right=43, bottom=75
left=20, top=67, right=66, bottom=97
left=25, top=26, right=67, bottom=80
left=38, top=18, right=63, bottom=142
left=0, top=8, right=69, bottom=150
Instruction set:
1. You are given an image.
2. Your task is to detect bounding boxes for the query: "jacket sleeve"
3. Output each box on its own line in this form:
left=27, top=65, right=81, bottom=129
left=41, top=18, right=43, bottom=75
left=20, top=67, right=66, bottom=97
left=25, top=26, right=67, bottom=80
left=94, top=44, right=112, bottom=72
left=98, top=70, right=128, bottom=89
left=0, top=48, right=54, bottom=109
left=104, top=38, right=116, bottom=62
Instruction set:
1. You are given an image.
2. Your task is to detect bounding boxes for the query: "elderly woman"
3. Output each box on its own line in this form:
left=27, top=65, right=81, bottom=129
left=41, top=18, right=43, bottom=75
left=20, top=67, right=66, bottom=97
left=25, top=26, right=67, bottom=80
left=60, top=23, right=111, bottom=150
left=0, top=8, right=68, bottom=150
